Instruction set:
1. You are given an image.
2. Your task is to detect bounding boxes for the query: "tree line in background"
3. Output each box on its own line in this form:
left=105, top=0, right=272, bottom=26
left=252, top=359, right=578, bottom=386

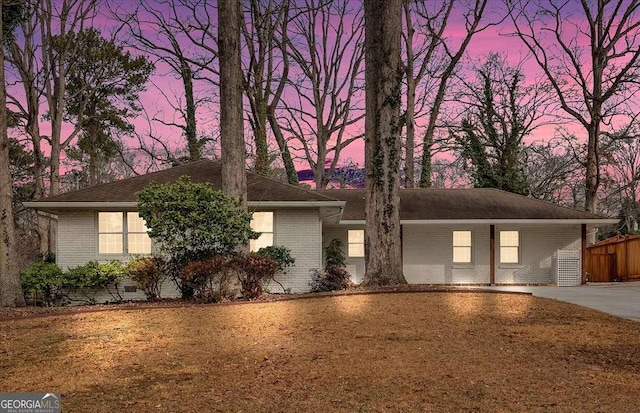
left=1, top=0, right=640, bottom=303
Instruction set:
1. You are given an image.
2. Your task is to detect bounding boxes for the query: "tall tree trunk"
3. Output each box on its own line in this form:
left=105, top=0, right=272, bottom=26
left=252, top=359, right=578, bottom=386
left=219, top=0, right=247, bottom=209
left=0, top=7, right=26, bottom=307
left=363, top=0, right=406, bottom=286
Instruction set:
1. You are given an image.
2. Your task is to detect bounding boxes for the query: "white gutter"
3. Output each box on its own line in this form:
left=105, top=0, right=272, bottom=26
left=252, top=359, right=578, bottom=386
left=338, top=219, right=618, bottom=225
left=248, top=201, right=345, bottom=208
left=24, top=202, right=139, bottom=209
left=24, top=200, right=346, bottom=209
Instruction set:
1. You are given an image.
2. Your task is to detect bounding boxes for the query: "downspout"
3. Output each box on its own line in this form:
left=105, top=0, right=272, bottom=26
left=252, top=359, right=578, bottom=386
left=490, top=225, right=495, bottom=285
left=581, top=224, right=587, bottom=284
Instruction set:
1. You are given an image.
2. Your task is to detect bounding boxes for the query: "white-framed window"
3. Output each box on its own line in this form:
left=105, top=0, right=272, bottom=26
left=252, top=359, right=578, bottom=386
left=500, top=230, right=520, bottom=263
left=98, top=212, right=151, bottom=255
left=348, top=229, right=365, bottom=257
left=250, top=212, right=274, bottom=252
left=453, top=230, right=472, bottom=263
left=127, top=212, right=152, bottom=254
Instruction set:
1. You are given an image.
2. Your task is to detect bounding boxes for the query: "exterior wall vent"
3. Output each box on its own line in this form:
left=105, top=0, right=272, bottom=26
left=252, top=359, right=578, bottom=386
left=553, top=250, right=581, bottom=287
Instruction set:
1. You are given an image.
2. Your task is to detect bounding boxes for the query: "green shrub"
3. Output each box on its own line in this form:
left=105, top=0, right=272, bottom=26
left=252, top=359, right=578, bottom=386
left=125, top=256, right=167, bottom=301
left=257, top=245, right=295, bottom=270
left=64, top=261, right=126, bottom=304
left=179, top=256, right=232, bottom=302
left=137, top=176, right=258, bottom=267
left=257, top=245, right=295, bottom=293
left=229, top=253, right=280, bottom=299
left=325, top=238, right=346, bottom=268
left=41, top=251, right=56, bottom=264
left=309, top=239, right=351, bottom=292
left=21, top=262, right=65, bottom=306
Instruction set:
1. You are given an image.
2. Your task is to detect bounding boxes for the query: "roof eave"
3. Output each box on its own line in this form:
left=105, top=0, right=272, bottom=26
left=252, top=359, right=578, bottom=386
left=24, top=200, right=346, bottom=211
left=337, top=219, right=618, bottom=225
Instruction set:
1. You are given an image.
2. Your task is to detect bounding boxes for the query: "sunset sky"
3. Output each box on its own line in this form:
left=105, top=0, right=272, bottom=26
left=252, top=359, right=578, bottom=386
left=8, top=0, right=637, bottom=179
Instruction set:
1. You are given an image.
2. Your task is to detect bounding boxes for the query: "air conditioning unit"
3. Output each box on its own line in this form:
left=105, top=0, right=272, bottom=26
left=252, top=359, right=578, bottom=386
left=553, top=250, right=581, bottom=287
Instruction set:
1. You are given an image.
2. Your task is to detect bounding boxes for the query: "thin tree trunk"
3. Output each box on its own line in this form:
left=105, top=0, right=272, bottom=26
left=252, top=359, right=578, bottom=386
left=363, top=0, right=406, bottom=286
left=267, top=111, right=298, bottom=184
left=0, top=7, right=26, bottom=307
left=9, top=32, right=50, bottom=252
left=181, top=58, right=201, bottom=161
left=402, top=0, right=415, bottom=188
left=219, top=0, right=247, bottom=209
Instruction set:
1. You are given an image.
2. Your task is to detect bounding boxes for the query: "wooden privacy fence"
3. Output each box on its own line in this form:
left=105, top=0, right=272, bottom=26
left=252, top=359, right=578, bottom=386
left=586, top=234, right=640, bottom=282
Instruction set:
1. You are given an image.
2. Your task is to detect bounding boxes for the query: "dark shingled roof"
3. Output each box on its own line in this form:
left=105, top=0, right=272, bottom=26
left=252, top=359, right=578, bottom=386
left=316, top=188, right=610, bottom=221
left=30, top=161, right=612, bottom=221
left=33, top=160, right=339, bottom=204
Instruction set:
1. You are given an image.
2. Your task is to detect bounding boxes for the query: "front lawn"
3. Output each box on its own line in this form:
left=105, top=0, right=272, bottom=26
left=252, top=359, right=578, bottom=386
left=1, top=292, right=639, bottom=412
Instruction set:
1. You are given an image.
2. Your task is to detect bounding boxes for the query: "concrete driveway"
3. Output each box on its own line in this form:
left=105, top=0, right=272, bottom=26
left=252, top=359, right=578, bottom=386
left=479, top=282, right=640, bottom=322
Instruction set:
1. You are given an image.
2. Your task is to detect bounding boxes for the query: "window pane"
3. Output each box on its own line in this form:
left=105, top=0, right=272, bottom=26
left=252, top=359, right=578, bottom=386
left=128, top=233, right=152, bottom=254
left=348, top=230, right=364, bottom=243
left=453, top=231, right=471, bottom=247
left=127, top=212, right=148, bottom=233
left=348, top=243, right=365, bottom=258
left=99, top=212, right=122, bottom=232
left=500, top=246, right=519, bottom=263
left=250, top=233, right=273, bottom=252
left=99, top=234, right=123, bottom=254
left=251, top=212, right=273, bottom=232
left=348, top=230, right=365, bottom=257
left=500, top=231, right=519, bottom=247
left=453, top=246, right=471, bottom=263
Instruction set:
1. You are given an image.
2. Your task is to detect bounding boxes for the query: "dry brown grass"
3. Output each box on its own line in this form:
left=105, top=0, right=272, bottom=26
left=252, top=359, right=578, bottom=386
left=1, top=292, right=640, bottom=412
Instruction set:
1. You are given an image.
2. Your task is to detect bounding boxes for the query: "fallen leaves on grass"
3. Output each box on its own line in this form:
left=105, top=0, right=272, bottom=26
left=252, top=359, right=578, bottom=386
left=1, top=292, right=640, bottom=412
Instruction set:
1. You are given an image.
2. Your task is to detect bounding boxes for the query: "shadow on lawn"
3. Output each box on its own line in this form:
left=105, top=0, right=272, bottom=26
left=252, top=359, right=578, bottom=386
left=3, top=291, right=640, bottom=412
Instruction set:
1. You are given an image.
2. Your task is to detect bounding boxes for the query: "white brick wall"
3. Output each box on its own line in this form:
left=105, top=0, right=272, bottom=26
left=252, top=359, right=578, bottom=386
left=55, top=209, right=584, bottom=301
left=267, top=209, right=322, bottom=293
left=57, top=210, right=181, bottom=303
left=403, top=225, right=491, bottom=284
left=57, top=211, right=97, bottom=269
left=495, top=225, right=581, bottom=284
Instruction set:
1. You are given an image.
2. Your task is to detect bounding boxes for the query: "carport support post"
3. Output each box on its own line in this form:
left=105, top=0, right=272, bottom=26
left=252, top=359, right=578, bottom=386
left=581, top=224, right=587, bottom=284
left=490, top=225, right=495, bottom=285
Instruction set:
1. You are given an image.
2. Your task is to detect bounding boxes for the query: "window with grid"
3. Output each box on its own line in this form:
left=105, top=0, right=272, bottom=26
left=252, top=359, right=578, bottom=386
left=500, top=230, right=520, bottom=263
left=98, top=212, right=151, bottom=254
left=250, top=212, right=274, bottom=252
left=453, top=230, right=472, bottom=263
left=348, top=230, right=365, bottom=257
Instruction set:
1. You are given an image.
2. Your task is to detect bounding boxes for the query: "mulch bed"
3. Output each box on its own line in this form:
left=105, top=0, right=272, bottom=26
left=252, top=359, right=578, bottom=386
left=0, top=284, right=504, bottom=321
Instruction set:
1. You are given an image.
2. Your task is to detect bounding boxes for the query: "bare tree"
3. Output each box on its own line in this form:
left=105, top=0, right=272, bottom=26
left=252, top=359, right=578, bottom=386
left=600, top=134, right=640, bottom=232
left=415, top=0, right=499, bottom=188
left=1, top=1, right=26, bottom=307
left=240, top=0, right=297, bottom=181
left=282, top=0, right=364, bottom=188
left=6, top=0, right=99, bottom=253
left=524, top=138, right=583, bottom=206
left=219, top=0, right=247, bottom=208
left=363, top=0, right=406, bottom=285
left=6, top=0, right=49, bottom=252
left=401, top=0, right=452, bottom=187
left=114, top=0, right=212, bottom=162
left=509, top=0, right=640, bottom=214
left=39, top=0, right=99, bottom=196
left=454, top=53, right=553, bottom=194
